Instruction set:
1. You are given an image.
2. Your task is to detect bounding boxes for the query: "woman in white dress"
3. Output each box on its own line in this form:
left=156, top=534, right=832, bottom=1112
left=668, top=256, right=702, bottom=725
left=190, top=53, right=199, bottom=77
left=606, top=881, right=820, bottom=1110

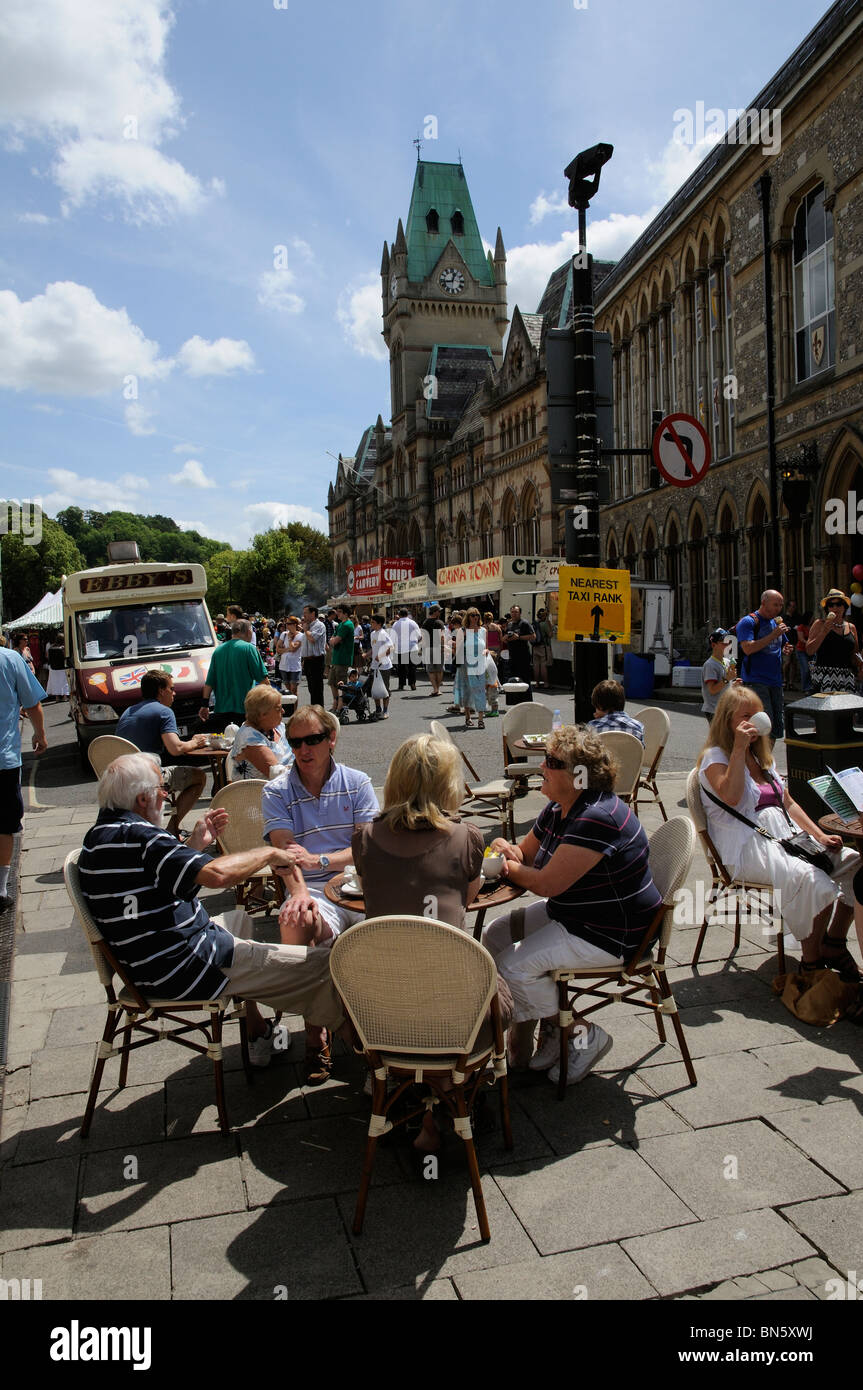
left=698, top=684, right=863, bottom=974
left=276, top=616, right=302, bottom=697
left=44, top=631, right=70, bottom=700
left=229, top=685, right=294, bottom=781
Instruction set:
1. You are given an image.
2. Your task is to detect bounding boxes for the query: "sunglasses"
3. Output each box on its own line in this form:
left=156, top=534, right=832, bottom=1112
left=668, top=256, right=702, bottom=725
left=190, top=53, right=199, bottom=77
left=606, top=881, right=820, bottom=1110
left=287, top=729, right=331, bottom=750
left=543, top=755, right=567, bottom=771
left=827, top=601, right=845, bottom=608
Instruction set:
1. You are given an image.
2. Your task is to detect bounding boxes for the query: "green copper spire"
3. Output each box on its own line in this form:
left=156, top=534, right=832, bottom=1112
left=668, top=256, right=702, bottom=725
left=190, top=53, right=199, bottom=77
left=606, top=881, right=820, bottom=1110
left=403, top=160, right=494, bottom=288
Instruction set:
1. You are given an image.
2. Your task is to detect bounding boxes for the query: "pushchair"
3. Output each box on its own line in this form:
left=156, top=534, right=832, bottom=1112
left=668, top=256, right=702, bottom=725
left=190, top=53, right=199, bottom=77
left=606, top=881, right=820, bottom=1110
left=337, top=672, right=371, bottom=724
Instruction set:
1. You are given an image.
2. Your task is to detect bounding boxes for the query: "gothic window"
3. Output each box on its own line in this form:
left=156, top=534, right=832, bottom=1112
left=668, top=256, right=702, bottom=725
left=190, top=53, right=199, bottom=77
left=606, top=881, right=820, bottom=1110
left=749, top=493, right=769, bottom=600
left=607, top=533, right=619, bottom=568
left=437, top=521, right=448, bottom=570
left=793, top=184, right=835, bottom=382
left=520, top=485, right=539, bottom=554
left=624, top=531, right=638, bottom=576
left=530, top=404, right=537, bottom=437
left=716, top=503, right=739, bottom=624
left=500, top=491, right=517, bottom=554
left=456, top=515, right=469, bottom=564
left=478, top=504, right=492, bottom=559
left=451, top=210, right=464, bottom=235
left=391, top=343, right=404, bottom=417
left=688, top=511, right=708, bottom=630
left=642, top=521, right=658, bottom=582
left=426, top=208, right=439, bottom=235
left=665, top=517, right=683, bottom=623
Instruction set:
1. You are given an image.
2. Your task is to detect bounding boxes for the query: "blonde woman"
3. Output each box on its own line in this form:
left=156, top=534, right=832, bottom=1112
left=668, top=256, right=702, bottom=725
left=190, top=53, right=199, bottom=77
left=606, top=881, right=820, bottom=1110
left=230, top=685, right=295, bottom=781
left=482, top=725, right=661, bottom=1085
left=698, top=684, right=862, bottom=973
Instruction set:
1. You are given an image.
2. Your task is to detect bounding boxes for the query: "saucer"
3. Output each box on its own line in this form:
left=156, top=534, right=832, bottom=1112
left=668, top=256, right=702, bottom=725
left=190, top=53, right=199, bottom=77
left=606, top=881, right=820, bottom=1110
left=340, top=881, right=363, bottom=897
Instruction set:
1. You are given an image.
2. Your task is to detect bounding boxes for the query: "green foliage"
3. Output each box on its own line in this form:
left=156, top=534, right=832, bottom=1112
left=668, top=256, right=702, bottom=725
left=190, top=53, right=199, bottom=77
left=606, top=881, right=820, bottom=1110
left=1, top=517, right=85, bottom=621
left=51, top=509, right=233, bottom=570
left=231, top=529, right=305, bottom=617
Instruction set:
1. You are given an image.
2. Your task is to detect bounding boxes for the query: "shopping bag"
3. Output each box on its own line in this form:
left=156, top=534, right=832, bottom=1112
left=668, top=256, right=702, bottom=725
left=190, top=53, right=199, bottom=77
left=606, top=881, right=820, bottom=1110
left=772, top=969, right=858, bottom=1027
left=370, top=670, right=388, bottom=701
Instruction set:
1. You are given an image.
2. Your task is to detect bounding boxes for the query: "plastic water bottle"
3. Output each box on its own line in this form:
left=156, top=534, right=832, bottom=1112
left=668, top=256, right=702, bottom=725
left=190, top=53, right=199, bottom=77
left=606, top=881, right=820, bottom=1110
left=552, top=709, right=562, bottom=731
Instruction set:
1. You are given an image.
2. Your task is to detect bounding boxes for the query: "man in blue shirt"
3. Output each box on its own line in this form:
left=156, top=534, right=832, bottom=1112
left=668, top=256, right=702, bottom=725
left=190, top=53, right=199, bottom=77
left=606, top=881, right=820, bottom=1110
left=0, top=645, right=48, bottom=912
left=117, top=670, right=209, bottom=836
left=737, top=590, right=788, bottom=741
left=262, top=704, right=378, bottom=1082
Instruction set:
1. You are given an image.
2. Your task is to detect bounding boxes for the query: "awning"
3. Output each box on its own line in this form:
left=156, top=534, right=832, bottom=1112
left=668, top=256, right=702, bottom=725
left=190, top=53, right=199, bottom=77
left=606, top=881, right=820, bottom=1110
left=4, top=589, right=63, bottom=631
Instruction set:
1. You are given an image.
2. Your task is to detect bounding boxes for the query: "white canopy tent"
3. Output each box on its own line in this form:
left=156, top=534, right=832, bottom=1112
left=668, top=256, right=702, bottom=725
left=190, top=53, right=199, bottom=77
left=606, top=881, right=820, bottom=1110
left=4, top=588, right=63, bottom=631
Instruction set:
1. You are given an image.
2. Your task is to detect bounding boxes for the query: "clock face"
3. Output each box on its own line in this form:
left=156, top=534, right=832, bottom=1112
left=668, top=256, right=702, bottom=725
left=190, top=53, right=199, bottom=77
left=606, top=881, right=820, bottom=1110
left=390, top=275, right=399, bottom=301
left=439, top=268, right=465, bottom=295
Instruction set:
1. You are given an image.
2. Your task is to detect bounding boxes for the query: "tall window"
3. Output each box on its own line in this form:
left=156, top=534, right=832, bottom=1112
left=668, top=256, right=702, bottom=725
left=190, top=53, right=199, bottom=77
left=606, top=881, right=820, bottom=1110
left=716, top=504, right=739, bottom=624
left=688, top=512, right=708, bottom=630
left=625, top=532, right=637, bottom=576
left=793, top=184, right=835, bottom=382
left=749, top=494, right=769, bottom=601
left=437, top=522, right=448, bottom=570
left=450, top=210, right=464, bottom=235
left=478, top=505, right=493, bottom=559
left=501, top=493, right=517, bottom=554
left=666, top=518, right=682, bottom=624
left=456, top=515, right=469, bottom=564
left=426, top=208, right=439, bottom=234
left=642, top=522, right=658, bottom=581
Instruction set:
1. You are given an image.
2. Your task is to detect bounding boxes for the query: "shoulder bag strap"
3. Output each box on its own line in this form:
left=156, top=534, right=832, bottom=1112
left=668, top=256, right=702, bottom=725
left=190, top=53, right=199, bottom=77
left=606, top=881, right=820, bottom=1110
left=700, top=779, right=780, bottom=843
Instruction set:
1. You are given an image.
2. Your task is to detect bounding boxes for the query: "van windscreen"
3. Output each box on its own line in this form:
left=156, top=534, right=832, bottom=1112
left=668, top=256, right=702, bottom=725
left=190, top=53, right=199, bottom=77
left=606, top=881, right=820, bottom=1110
left=75, top=600, right=214, bottom=659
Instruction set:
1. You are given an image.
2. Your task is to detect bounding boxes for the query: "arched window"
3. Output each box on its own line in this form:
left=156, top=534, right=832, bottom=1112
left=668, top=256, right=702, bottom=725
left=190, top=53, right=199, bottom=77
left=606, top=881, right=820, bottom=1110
left=688, top=511, right=708, bottom=630
left=749, top=494, right=769, bottom=601
left=716, top=502, right=740, bottom=624
left=426, top=208, right=439, bottom=235
left=607, top=532, right=619, bottom=569
left=665, top=517, right=683, bottom=624
left=520, top=484, right=539, bottom=554
left=500, top=491, right=518, bottom=554
left=478, top=504, right=493, bottom=559
left=391, top=341, right=404, bottom=417
left=793, top=184, right=835, bottom=382
left=450, top=210, right=464, bottom=235
left=624, top=530, right=638, bottom=577
left=642, top=521, right=658, bottom=582
left=436, top=521, right=448, bottom=571
left=456, top=514, right=469, bottom=564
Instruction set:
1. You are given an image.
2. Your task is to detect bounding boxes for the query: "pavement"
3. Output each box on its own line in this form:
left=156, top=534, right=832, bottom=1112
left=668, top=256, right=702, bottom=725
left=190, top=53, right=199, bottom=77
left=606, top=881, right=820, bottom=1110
left=1, top=682, right=861, bottom=1304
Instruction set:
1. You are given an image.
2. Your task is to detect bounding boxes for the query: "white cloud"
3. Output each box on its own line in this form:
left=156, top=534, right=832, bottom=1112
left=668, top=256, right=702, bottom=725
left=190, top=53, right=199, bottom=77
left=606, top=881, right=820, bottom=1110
left=0, top=281, right=171, bottom=396
left=170, top=458, right=214, bottom=489
left=17, top=211, right=51, bottom=224
left=0, top=1, right=217, bottom=222
left=177, top=335, right=255, bottom=378
left=528, top=190, right=571, bottom=225
left=243, top=501, right=328, bottom=536
left=172, top=441, right=201, bottom=453
left=257, top=269, right=304, bottom=315
left=647, top=133, right=720, bottom=203
left=124, top=401, right=155, bottom=435
left=45, top=466, right=147, bottom=512
left=337, top=273, right=387, bottom=361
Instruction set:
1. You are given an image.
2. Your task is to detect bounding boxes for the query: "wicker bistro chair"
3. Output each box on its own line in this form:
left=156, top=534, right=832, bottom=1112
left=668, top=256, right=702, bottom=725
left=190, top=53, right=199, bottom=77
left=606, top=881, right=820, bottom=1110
left=631, top=707, right=671, bottom=821
left=685, top=767, right=786, bottom=970
left=549, top=817, right=698, bottom=1099
left=329, top=916, right=514, bottom=1243
left=208, top=780, right=286, bottom=916
left=430, top=719, right=516, bottom=837
left=501, top=703, right=553, bottom=793
left=595, top=730, right=644, bottom=804
left=87, top=734, right=142, bottom=779
left=63, top=850, right=252, bottom=1137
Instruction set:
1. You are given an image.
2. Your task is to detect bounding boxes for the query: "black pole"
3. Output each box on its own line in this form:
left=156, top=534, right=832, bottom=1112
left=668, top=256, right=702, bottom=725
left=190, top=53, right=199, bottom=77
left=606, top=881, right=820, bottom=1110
left=755, top=174, right=781, bottom=590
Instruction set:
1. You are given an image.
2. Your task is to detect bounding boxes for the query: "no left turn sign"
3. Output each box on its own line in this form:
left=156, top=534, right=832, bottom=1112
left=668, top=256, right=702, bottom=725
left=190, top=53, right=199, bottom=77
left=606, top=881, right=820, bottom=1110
left=652, top=413, right=712, bottom=487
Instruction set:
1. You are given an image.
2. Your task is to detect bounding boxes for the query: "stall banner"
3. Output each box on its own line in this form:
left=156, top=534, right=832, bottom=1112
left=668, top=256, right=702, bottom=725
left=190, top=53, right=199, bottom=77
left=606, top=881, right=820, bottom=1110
left=347, top=558, right=414, bottom=597
left=557, top=566, right=631, bottom=643
left=436, top=556, right=502, bottom=596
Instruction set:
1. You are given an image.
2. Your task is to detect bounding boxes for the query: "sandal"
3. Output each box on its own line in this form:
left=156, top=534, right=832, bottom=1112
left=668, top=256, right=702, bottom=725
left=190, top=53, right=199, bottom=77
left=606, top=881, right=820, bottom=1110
left=477, top=718, right=485, bottom=730
left=820, top=938, right=862, bottom=981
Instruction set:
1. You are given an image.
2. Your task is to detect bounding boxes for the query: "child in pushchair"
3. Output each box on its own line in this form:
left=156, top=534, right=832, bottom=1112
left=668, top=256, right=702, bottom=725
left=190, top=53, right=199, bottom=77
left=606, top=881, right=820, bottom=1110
left=336, top=669, right=370, bottom=724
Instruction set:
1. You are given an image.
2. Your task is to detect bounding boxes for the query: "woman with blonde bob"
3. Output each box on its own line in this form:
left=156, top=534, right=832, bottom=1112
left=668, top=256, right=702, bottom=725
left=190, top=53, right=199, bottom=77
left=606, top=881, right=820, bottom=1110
left=699, top=684, right=862, bottom=972
left=482, top=725, right=661, bottom=1085
left=229, top=684, right=294, bottom=780
left=351, top=734, right=484, bottom=932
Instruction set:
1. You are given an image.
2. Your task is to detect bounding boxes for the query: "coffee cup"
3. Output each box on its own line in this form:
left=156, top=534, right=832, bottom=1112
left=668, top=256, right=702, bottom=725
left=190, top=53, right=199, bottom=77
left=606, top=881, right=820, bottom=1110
left=482, top=853, right=504, bottom=879
left=750, top=710, right=772, bottom=737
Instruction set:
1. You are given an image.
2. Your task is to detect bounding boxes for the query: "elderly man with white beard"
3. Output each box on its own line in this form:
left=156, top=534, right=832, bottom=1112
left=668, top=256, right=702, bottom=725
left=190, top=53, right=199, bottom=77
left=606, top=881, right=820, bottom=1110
left=78, top=753, right=346, bottom=1068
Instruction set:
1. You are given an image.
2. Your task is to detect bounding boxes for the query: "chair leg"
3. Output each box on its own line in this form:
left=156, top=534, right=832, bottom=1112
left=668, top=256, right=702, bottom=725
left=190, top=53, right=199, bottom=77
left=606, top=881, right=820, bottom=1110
left=776, top=922, right=785, bottom=972
left=118, top=1010, right=134, bottom=1089
left=659, top=972, right=697, bottom=1086
left=690, top=914, right=709, bottom=967
left=656, top=789, right=668, bottom=823
left=456, top=1088, right=490, bottom=1242
left=211, top=1009, right=231, bottom=1136
left=81, top=1008, right=118, bottom=1139
left=650, top=983, right=666, bottom=1042
left=556, top=980, right=569, bottom=1101
left=499, top=1072, right=513, bottom=1150
left=237, top=1001, right=254, bottom=1084
left=733, top=892, right=742, bottom=952
left=354, top=1075, right=386, bottom=1235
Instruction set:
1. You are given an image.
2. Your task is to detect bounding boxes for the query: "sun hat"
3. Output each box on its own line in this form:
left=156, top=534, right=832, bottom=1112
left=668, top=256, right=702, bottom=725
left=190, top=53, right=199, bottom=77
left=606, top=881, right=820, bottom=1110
left=821, top=588, right=850, bottom=609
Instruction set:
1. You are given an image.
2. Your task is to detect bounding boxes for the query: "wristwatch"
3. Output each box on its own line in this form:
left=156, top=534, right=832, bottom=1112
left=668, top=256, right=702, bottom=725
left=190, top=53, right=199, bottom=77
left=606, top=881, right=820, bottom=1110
left=319, top=854, right=330, bottom=871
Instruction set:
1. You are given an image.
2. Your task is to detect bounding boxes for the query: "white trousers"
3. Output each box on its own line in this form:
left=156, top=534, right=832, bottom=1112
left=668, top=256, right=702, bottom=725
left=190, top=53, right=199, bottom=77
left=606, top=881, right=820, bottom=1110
left=482, top=901, right=622, bottom=1023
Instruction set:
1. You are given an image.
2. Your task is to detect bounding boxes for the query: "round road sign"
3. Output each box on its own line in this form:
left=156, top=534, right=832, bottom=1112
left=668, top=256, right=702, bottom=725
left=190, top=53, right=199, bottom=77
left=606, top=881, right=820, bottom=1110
left=652, top=413, right=711, bottom=488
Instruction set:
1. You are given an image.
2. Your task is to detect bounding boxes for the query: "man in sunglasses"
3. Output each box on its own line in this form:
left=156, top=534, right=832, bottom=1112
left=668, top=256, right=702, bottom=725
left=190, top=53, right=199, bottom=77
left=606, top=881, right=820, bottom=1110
left=262, top=705, right=378, bottom=1082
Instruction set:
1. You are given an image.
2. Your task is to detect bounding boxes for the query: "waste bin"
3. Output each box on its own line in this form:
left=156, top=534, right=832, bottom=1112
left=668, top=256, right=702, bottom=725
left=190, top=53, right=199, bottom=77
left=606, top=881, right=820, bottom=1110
left=623, top=652, right=655, bottom=700
left=784, top=693, right=863, bottom=819
left=501, top=680, right=532, bottom=707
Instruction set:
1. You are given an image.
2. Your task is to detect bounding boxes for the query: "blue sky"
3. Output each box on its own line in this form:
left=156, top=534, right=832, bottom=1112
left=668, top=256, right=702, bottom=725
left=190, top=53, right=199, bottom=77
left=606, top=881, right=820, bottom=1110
left=0, top=0, right=832, bottom=548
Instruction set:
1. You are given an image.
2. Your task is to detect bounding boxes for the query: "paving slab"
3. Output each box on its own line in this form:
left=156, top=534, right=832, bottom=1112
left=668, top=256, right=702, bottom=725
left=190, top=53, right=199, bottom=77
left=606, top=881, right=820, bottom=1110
left=166, top=1064, right=307, bottom=1137
left=637, top=1120, right=843, bottom=1219
left=11, top=952, right=66, bottom=980
left=664, top=960, right=772, bottom=1007
left=241, top=1113, right=404, bottom=1206
left=45, top=1004, right=112, bottom=1050
left=749, top=1286, right=816, bottom=1299
left=491, top=1146, right=696, bottom=1254
left=13, top=914, right=75, bottom=943
left=621, top=1209, right=818, bottom=1297
left=2, top=1063, right=30, bottom=1108
left=0, top=1227, right=171, bottom=1300
left=337, top=1179, right=536, bottom=1293
left=769, top=1100, right=863, bottom=1190
left=749, top=1036, right=863, bottom=1107
left=346, top=1279, right=458, bottom=1300
left=643, top=998, right=805, bottom=1059
left=514, top=1067, right=689, bottom=1153
left=638, top=1051, right=830, bottom=1127
left=171, top=1201, right=362, bottom=1300
left=13, top=1083, right=164, bottom=1164
left=0, top=1155, right=80, bottom=1253
left=781, top=1191, right=863, bottom=1276
left=453, top=1241, right=656, bottom=1300
left=11, top=973, right=104, bottom=1012
left=78, top=1133, right=246, bottom=1234
left=0, top=1103, right=26, bottom=1168
left=5, top=1006, right=53, bottom=1059
left=573, top=1008, right=681, bottom=1073
left=28, top=1034, right=246, bottom=1103
left=667, top=924, right=770, bottom=968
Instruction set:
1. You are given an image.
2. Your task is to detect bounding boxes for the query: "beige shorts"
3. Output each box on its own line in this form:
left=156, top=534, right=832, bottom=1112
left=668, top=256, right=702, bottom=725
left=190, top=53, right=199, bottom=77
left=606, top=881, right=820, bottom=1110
left=163, top=763, right=206, bottom=793
left=219, top=933, right=344, bottom=1029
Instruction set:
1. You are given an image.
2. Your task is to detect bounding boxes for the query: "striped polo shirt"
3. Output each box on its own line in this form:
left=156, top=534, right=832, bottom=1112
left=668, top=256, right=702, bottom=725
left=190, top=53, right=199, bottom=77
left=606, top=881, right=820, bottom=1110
left=261, top=758, right=378, bottom=886
left=78, top=810, right=234, bottom=999
left=533, top=791, right=662, bottom=959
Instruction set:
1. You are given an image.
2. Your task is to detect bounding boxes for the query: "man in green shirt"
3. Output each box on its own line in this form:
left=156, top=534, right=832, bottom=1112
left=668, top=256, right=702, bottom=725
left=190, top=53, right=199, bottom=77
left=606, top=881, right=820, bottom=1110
left=327, top=604, right=356, bottom=710
left=199, top=619, right=269, bottom=730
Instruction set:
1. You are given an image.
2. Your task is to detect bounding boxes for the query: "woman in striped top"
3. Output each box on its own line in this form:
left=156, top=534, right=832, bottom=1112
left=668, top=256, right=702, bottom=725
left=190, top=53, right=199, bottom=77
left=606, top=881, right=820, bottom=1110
left=482, top=726, right=661, bottom=1086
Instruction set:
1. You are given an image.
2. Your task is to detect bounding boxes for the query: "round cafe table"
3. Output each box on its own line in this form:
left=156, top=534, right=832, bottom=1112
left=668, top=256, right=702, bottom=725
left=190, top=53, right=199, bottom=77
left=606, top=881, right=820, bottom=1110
left=185, top=745, right=230, bottom=794
left=324, top=872, right=525, bottom=940
left=818, top=812, right=863, bottom=844
left=513, top=737, right=548, bottom=754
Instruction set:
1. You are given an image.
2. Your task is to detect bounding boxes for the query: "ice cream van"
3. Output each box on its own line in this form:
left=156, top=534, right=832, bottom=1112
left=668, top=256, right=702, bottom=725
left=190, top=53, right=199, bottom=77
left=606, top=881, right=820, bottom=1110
left=62, top=542, right=217, bottom=764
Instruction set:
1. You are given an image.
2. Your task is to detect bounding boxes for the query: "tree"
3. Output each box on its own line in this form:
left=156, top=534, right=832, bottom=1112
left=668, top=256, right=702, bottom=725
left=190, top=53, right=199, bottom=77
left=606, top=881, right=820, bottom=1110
left=1, top=517, right=84, bottom=621
left=204, top=548, right=242, bottom=612
left=231, top=529, right=305, bottom=617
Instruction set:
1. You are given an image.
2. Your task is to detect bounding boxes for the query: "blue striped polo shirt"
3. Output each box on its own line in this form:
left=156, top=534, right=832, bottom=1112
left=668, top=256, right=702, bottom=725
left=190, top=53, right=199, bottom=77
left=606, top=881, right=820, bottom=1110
left=79, top=810, right=234, bottom=999
left=261, top=758, right=379, bottom=885
left=533, top=790, right=662, bottom=959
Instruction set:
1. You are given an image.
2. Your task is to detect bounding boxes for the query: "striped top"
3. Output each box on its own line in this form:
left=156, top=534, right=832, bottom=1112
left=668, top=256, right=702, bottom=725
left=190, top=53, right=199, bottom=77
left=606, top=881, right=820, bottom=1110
left=533, top=791, right=661, bottom=959
left=261, top=758, right=379, bottom=886
left=79, top=810, right=234, bottom=999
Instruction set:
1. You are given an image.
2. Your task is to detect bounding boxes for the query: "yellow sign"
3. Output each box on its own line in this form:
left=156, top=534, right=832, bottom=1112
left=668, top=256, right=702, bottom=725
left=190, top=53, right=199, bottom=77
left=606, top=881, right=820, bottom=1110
left=557, top=566, right=631, bottom=642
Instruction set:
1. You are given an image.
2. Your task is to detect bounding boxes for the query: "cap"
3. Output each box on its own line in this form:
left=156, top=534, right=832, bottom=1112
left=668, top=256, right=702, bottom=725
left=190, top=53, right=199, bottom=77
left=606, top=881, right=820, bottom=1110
left=708, top=628, right=731, bottom=644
